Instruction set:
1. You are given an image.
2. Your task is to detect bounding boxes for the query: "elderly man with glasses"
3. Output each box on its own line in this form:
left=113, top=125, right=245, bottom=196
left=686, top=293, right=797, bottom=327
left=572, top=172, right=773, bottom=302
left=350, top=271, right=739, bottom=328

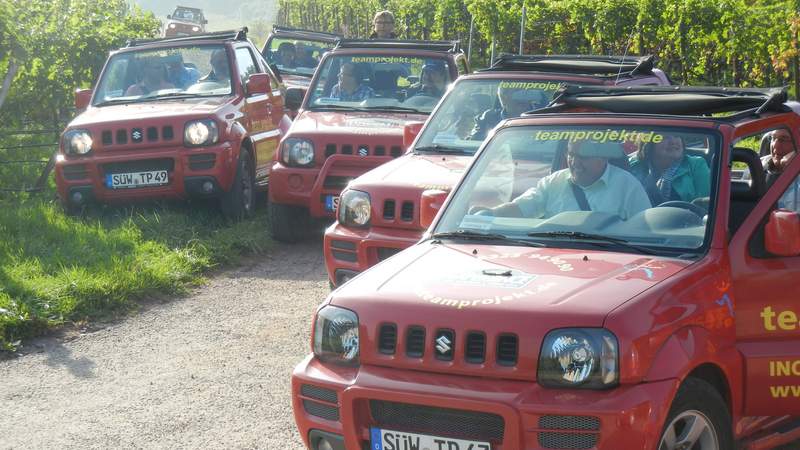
left=330, top=63, right=374, bottom=102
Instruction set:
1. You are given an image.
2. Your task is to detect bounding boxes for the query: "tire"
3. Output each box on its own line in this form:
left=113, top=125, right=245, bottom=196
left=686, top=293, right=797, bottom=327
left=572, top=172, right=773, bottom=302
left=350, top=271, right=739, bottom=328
left=267, top=199, right=308, bottom=243
left=221, top=149, right=255, bottom=220
left=658, top=377, right=733, bottom=450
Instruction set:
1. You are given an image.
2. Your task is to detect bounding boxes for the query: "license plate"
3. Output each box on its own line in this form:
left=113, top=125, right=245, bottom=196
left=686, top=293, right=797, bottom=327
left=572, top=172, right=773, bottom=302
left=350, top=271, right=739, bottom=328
left=106, top=170, right=168, bottom=189
left=370, top=428, right=491, bottom=450
left=324, top=194, right=339, bottom=213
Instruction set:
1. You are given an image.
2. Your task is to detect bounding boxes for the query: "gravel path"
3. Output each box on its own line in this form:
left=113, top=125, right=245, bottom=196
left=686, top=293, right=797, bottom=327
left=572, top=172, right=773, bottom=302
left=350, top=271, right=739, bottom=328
left=0, top=238, right=327, bottom=450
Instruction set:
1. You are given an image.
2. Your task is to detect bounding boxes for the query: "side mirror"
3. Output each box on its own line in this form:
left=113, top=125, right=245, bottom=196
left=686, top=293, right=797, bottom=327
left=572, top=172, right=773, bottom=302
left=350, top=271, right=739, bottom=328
left=166, top=14, right=171, bottom=19
left=75, top=88, right=92, bottom=110
left=420, top=189, right=449, bottom=229
left=202, top=19, right=208, bottom=24
left=245, top=73, right=270, bottom=96
left=765, top=210, right=800, bottom=256
left=285, top=88, right=304, bottom=111
left=403, top=121, right=425, bottom=150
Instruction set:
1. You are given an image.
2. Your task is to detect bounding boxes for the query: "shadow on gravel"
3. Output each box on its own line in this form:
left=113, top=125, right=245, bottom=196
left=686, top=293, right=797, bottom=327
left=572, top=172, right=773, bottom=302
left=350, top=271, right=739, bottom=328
left=43, top=340, right=96, bottom=379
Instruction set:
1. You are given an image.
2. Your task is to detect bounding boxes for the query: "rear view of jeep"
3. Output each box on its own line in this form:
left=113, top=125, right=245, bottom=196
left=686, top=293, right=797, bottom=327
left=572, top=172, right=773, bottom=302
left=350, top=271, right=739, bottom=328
left=267, top=39, right=470, bottom=242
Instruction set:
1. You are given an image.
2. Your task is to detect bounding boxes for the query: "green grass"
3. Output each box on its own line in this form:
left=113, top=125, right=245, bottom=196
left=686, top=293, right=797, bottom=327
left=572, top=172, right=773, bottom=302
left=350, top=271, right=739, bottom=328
left=0, top=198, right=271, bottom=352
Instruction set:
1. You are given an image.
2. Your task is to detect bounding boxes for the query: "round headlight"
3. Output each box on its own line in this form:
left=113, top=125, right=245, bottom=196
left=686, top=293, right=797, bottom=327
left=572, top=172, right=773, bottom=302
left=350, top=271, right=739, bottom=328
left=63, top=130, right=92, bottom=155
left=313, top=305, right=359, bottom=365
left=338, top=189, right=371, bottom=227
left=192, top=26, right=199, bottom=32
left=168, top=23, right=176, bottom=29
left=184, top=120, right=218, bottom=147
left=538, top=328, right=618, bottom=389
left=281, top=138, right=315, bottom=167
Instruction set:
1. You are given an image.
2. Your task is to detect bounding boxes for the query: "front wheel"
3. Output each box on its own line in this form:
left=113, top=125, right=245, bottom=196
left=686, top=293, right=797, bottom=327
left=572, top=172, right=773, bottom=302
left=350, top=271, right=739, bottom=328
left=658, top=378, right=733, bottom=450
left=220, top=149, right=255, bottom=220
left=267, top=200, right=308, bottom=243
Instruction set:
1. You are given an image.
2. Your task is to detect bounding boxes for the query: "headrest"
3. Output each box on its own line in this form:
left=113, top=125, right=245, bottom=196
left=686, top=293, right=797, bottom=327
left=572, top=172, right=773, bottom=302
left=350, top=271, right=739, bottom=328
left=731, top=147, right=765, bottom=200
left=759, top=133, right=772, bottom=157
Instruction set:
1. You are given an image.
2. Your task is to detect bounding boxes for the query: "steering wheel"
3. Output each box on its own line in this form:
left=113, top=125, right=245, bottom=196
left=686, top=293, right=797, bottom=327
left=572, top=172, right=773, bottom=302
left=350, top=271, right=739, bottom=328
left=656, top=200, right=706, bottom=217
left=467, top=205, right=493, bottom=216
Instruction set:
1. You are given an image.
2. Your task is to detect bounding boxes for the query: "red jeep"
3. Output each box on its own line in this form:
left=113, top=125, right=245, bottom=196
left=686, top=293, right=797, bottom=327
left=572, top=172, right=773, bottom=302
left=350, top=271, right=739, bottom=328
left=324, top=54, right=671, bottom=287
left=267, top=39, right=469, bottom=242
left=261, top=26, right=342, bottom=116
left=163, top=6, right=207, bottom=37
left=55, top=29, right=291, bottom=218
left=292, top=86, right=800, bottom=449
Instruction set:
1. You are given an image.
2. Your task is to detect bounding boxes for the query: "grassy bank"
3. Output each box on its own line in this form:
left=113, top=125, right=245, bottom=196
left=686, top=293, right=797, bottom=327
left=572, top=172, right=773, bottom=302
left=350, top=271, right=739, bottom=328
left=0, top=198, right=271, bottom=351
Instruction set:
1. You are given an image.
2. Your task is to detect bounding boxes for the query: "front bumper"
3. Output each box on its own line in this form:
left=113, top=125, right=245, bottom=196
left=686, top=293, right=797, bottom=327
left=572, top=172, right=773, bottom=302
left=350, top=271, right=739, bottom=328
left=54, top=143, right=234, bottom=206
left=269, top=154, right=393, bottom=219
left=324, top=221, right=422, bottom=286
left=292, top=355, right=679, bottom=450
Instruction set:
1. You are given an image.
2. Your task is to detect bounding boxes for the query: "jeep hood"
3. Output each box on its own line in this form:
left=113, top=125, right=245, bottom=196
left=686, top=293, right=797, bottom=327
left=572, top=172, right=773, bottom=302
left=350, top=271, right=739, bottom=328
left=70, top=97, right=228, bottom=127
left=291, top=110, right=428, bottom=137
left=351, top=153, right=471, bottom=191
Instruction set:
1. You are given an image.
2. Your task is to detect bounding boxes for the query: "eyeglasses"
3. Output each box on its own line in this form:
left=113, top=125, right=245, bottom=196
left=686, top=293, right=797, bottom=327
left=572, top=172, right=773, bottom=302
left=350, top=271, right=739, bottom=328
left=375, top=21, right=394, bottom=25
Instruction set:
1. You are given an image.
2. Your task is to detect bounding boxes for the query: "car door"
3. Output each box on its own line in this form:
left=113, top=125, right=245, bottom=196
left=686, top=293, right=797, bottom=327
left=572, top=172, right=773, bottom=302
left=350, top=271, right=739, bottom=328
left=235, top=45, right=281, bottom=186
left=729, top=116, right=800, bottom=416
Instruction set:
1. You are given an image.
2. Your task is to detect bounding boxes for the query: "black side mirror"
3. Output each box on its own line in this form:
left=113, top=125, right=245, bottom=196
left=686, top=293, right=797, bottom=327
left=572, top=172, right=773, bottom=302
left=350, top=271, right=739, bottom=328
left=285, top=88, right=304, bottom=111
left=166, top=14, right=171, bottom=19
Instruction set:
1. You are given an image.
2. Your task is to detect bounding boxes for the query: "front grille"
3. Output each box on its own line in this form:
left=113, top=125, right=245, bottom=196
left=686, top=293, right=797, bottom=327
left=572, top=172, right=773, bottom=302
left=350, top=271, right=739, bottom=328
left=539, top=432, right=597, bottom=449
left=322, top=142, right=402, bottom=158
left=370, top=400, right=505, bottom=442
left=390, top=145, right=402, bottom=157
left=375, top=145, right=386, bottom=156
left=101, top=158, right=174, bottom=175
left=188, top=153, right=216, bottom=171
left=103, top=126, right=174, bottom=146
left=325, top=144, right=337, bottom=158
left=162, top=126, right=174, bottom=140
left=496, top=334, right=518, bottom=366
left=378, top=323, right=397, bottom=354
left=102, top=130, right=112, bottom=145
left=376, top=247, right=401, bottom=261
left=300, top=384, right=338, bottom=404
left=342, top=144, right=353, bottom=155
left=405, top=326, right=425, bottom=358
left=383, top=200, right=395, bottom=219
left=400, top=201, right=414, bottom=221
left=146, top=126, right=158, bottom=142
left=303, top=399, right=340, bottom=421
left=332, top=250, right=357, bottom=263
left=434, top=329, right=455, bottom=361
left=465, top=332, right=486, bottom=363
left=62, top=164, right=88, bottom=180
left=116, top=129, right=127, bottom=144
left=539, top=415, right=600, bottom=431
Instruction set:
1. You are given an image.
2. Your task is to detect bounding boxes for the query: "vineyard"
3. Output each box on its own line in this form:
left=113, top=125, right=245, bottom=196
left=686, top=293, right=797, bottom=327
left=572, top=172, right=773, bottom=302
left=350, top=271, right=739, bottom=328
left=277, top=0, right=800, bottom=96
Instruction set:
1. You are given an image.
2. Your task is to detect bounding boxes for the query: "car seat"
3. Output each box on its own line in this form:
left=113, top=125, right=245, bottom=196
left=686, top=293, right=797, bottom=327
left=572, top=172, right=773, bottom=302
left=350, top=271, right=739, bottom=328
left=759, top=132, right=772, bottom=157
left=729, top=147, right=766, bottom=234
left=372, top=70, right=399, bottom=97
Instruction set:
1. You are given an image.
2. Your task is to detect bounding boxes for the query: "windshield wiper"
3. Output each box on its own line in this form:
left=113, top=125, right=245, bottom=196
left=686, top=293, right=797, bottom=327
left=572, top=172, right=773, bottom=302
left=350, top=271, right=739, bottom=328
left=94, top=98, right=140, bottom=107
left=526, top=231, right=657, bottom=255
left=147, top=92, right=210, bottom=100
left=431, top=230, right=543, bottom=247
left=361, top=105, right=423, bottom=113
left=415, top=144, right=472, bottom=155
left=310, top=104, right=367, bottom=112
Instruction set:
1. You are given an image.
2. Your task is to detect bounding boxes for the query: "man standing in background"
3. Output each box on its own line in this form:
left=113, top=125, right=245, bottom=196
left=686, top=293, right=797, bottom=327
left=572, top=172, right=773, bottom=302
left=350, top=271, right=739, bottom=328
left=370, top=10, right=397, bottom=39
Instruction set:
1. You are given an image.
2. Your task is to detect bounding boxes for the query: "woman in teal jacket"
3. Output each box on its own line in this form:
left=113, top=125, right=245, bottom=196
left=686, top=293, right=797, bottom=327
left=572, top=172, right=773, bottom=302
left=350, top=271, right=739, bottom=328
left=629, top=135, right=711, bottom=206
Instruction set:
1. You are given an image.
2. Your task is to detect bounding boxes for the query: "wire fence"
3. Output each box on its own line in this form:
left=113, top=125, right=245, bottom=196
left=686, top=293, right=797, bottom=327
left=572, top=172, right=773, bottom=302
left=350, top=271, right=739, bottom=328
left=0, top=125, right=62, bottom=194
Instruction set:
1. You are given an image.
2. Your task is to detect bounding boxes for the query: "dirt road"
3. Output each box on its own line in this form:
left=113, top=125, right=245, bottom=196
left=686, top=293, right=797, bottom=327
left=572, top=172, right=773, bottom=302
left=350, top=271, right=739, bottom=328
left=0, top=238, right=327, bottom=450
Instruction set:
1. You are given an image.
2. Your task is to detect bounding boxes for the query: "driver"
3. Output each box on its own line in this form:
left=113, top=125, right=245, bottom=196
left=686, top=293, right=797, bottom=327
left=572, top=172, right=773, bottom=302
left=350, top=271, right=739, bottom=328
left=165, top=54, right=200, bottom=89
left=629, top=134, right=710, bottom=205
left=330, top=62, right=374, bottom=101
left=479, top=139, right=650, bottom=219
left=469, top=83, right=549, bottom=140
left=125, top=57, right=175, bottom=95
left=405, top=62, right=448, bottom=99
left=199, top=49, right=231, bottom=83
left=277, top=42, right=297, bottom=68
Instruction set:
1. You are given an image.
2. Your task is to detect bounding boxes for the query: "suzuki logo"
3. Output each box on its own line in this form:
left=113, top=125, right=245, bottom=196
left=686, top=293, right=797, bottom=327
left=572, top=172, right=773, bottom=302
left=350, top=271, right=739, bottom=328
left=131, top=128, right=143, bottom=143
left=435, top=335, right=451, bottom=354
left=358, top=146, right=368, bottom=156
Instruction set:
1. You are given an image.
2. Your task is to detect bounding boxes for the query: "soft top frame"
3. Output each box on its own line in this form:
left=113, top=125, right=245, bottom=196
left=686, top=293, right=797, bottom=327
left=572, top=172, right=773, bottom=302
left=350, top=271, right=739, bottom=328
left=334, top=39, right=461, bottom=53
left=126, top=28, right=248, bottom=48
left=485, top=54, right=655, bottom=76
left=270, top=25, right=342, bottom=43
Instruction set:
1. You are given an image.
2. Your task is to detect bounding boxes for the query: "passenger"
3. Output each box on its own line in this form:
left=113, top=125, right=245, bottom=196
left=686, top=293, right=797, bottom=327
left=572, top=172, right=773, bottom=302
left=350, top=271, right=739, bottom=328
left=165, top=54, right=200, bottom=89
left=277, top=42, right=297, bottom=68
left=370, top=10, right=397, bottom=39
left=763, top=129, right=796, bottom=185
left=125, top=57, right=175, bottom=95
left=469, top=83, right=549, bottom=140
left=330, top=63, right=374, bottom=101
left=479, top=140, right=651, bottom=219
left=294, top=42, right=318, bottom=68
left=199, top=49, right=231, bottom=83
left=405, top=63, right=448, bottom=99
left=629, top=134, right=710, bottom=205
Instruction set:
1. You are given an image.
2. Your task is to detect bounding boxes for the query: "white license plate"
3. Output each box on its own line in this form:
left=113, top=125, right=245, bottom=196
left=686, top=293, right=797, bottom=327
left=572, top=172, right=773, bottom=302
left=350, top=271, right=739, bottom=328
left=106, top=170, right=168, bottom=189
left=370, top=428, right=491, bottom=450
left=324, top=194, right=340, bottom=213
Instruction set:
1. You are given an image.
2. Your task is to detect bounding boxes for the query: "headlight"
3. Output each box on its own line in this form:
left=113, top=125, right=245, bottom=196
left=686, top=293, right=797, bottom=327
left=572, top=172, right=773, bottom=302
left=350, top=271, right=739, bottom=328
left=313, top=305, right=359, bottom=365
left=538, top=328, right=618, bottom=389
left=168, top=23, right=176, bottom=29
left=62, top=129, right=92, bottom=155
left=338, top=189, right=371, bottom=227
left=184, top=119, right=219, bottom=147
left=192, top=26, right=199, bottom=32
left=281, top=138, right=315, bottom=167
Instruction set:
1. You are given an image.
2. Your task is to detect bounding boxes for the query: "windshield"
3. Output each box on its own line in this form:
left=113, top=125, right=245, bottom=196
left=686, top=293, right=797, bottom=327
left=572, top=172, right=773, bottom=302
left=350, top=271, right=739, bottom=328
left=435, top=125, right=718, bottom=254
left=172, top=8, right=202, bottom=23
left=415, top=78, right=564, bottom=154
left=265, top=37, right=333, bottom=77
left=307, top=53, right=454, bottom=114
left=93, top=45, right=232, bottom=106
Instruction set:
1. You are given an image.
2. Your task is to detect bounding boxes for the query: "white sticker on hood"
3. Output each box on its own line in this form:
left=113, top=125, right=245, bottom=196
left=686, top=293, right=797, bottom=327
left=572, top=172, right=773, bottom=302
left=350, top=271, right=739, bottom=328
left=441, top=270, right=536, bottom=289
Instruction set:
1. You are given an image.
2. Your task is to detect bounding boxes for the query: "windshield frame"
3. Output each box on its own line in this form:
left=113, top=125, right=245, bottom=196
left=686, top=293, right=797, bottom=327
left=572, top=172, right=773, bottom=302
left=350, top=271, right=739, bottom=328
left=303, top=50, right=453, bottom=114
left=428, top=118, right=724, bottom=257
left=263, top=35, right=335, bottom=78
left=91, top=43, right=235, bottom=107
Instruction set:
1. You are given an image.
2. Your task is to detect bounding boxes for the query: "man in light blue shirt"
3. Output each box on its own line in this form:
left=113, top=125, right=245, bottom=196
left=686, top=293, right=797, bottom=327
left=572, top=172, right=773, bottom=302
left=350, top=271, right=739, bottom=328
left=485, top=140, right=651, bottom=219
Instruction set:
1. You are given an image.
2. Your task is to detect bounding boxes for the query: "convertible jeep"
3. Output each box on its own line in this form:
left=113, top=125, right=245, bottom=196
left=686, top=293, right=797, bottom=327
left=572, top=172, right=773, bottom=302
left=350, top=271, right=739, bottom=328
left=163, top=5, right=207, bottom=37
left=324, top=54, right=670, bottom=287
left=262, top=26, right=342, bottom=116
left=267, top=39, right=469, bottom=242
left=55, top=29, right=291, bottom=218
left=292, top=86, right=800, bottom=450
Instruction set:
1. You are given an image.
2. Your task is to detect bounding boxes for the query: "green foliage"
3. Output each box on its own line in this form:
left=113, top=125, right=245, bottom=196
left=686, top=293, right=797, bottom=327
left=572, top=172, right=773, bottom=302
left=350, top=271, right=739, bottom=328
left=0, top=199, right=271, bottom=351
left=276, top=0, right=800, bottom=96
